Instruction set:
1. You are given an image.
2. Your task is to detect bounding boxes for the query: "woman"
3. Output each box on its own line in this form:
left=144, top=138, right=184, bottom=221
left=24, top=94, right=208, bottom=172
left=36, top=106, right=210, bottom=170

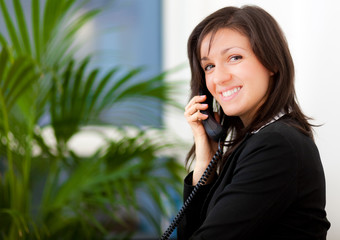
left=179, top=5, right=330, bottom=240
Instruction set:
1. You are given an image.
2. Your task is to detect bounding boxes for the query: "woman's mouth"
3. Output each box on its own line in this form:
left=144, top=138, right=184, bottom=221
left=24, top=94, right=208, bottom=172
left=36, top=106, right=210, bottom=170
left=222, top=86, right=241, bottom=97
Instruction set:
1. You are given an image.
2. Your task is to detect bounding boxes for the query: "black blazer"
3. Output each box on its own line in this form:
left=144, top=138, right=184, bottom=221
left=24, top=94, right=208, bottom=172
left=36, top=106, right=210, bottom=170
left=178, top=119, right=330, bottom=240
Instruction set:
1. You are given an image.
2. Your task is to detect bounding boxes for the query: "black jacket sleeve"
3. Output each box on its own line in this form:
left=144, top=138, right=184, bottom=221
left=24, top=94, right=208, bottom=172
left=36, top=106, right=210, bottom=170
left=177, top=171, right=218, bottom=239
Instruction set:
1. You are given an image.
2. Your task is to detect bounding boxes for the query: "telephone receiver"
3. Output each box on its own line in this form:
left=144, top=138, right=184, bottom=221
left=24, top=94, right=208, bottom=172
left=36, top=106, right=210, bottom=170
left=199, top=89, right=226, bottom=142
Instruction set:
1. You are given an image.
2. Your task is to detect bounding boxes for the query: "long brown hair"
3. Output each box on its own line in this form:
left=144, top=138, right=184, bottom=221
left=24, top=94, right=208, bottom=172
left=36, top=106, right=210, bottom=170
left=186, top=5, right=313, bottom=170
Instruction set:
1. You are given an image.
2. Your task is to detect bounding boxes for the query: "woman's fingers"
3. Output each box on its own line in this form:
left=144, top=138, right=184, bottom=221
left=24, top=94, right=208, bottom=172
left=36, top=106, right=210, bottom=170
left=184, top=95, right=208, bottom=119
left=185, top=102, right=208, bottom=116
left=187, top=109, right=209, bottom=122
left=185, top=95, right=206, bottom=110
left=184, top=95, right=213, bottom=142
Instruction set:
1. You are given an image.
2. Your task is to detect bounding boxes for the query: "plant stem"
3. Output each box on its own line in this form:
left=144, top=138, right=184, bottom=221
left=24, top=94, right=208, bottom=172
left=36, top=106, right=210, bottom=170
left=0, top=87, right=17, bottom=237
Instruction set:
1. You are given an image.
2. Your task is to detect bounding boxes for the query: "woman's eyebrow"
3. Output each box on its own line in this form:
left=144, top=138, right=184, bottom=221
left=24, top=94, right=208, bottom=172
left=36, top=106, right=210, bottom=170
left=220, top=47, right=234, bottom=55
left=200, top=56, right=209, bottom=62
left=200, top=47, right=237, bottom=62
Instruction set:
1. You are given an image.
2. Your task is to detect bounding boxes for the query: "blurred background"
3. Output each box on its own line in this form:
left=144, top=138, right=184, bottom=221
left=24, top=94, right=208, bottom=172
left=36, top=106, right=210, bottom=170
left=0, top=0, right=339, bottom=239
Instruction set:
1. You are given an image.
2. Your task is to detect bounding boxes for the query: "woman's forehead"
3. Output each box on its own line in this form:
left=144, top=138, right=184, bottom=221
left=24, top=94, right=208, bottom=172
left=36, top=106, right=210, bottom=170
left=199, top=28, right=250, bottom=57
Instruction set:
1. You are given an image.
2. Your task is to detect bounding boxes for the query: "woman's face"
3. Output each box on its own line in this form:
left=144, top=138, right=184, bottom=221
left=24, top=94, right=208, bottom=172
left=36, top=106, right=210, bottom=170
left=200, top=28, right=273, bottom=127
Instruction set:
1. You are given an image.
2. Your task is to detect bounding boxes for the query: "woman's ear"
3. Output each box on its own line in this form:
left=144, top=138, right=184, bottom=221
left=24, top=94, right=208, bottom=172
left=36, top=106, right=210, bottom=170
left=270, top=66, right=279, bottom=77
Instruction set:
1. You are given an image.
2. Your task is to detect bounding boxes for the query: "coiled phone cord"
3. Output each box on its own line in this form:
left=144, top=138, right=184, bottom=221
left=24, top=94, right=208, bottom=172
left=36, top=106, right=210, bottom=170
left=160, top=142, right=224, bottom=240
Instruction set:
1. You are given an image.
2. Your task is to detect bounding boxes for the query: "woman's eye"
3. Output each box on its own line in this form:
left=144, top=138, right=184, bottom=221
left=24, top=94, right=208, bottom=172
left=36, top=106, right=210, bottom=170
left=230, top=55, right=242, bottom=62
left=204, top=64, right=214, bottom=71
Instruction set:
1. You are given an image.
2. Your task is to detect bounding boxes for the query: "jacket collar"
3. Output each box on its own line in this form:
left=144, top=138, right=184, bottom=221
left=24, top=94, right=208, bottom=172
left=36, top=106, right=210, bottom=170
left=251, top=112, right=285, bottom=134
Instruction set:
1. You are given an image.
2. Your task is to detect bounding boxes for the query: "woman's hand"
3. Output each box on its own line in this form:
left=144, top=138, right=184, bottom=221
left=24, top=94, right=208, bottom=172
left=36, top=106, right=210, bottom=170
left=184, top=95, right=209, bottom=140
left=184, top=95, right=219, bottom=185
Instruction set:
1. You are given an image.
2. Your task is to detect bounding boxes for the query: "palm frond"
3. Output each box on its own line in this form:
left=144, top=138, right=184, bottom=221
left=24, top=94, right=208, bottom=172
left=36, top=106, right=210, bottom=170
left=1, top=0, right=100, bottom=66
left=0, top=47, right=40, bottom=112
left=36, top=127, right=185, bottom=237
left=0, top=32, right=7, bottom=47
left=49, top=58, right=182, bottom=143
left=0, top=45, right=43, bottom=239
left=31, top=0, right=41, bottom=60
left=13, top=0, right=32, bottom=55
left=0, top=0, right=22, bottom=53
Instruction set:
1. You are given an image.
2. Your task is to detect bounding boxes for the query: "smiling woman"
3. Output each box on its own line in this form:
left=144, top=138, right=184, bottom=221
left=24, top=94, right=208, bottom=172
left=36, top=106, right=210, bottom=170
left=171, top=5, right=331, bottom=240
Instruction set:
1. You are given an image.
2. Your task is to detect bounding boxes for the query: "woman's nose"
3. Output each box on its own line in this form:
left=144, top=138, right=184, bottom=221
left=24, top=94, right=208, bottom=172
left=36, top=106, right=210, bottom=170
left=213, top=67, right=232, bottom=85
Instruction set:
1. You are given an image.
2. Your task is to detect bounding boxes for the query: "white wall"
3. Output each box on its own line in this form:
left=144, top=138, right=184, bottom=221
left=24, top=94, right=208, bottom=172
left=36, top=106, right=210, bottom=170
left=162, top=0, right=340, bottom=239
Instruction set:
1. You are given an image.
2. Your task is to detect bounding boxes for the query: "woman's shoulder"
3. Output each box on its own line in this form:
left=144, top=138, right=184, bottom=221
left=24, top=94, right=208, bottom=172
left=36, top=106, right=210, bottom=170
left=247, top=117, right=318, bottom=155
left=234, top=118, right=320, bottom=173
left=255, top=117, right=312, bottom=141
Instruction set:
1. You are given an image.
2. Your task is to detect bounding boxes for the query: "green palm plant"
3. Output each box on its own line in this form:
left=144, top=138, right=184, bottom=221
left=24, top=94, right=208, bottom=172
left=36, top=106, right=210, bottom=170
left=34, top=129, right=184, bottom=239
left=0, top=0, right=102, bottom=123
left=0, top=0, right=186, bottom=239
left=0, top=45, right=42, bottom=239
left=0, top=0, right=100, bottom=62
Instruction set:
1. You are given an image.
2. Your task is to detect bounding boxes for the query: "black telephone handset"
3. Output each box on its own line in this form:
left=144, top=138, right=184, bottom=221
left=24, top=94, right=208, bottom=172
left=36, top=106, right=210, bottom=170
left=200, top=90, right=226, bottom=142
left=160, top=90, right=225, bottom=240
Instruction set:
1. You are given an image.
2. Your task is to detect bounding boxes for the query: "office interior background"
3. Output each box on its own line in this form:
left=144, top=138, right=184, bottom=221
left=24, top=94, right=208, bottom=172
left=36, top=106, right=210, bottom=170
left=0, top=0, right=339, bottom=239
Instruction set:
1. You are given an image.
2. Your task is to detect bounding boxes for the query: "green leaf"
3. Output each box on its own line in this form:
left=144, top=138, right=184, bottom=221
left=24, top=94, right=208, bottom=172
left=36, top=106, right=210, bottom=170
left=7, top=67, right=39, bottom=110
left=0, top=32, right=8, bottom=47
left=70, top=57, right=90, bottom=110
left=60, top=59, right=75, bottom=120
left=0, top=45, right=9, bottom=81
left=88, top=67, right=119, bottom=114
left=99, top=67, right=144, bottom=110
left=42, top=0, right=61, bottom=46
left=0, top=0, right=22, bottom=53
left=13, top=0, right=32, bottom=54
left=50, top=76, right=58, bottom=130
left=3, top=57, right=27, bottom=91
left=64, top=9, right=101, bottom=41
left=81, top=68, right=99, bottom=115
left=32, top=0, right=41, bottom=60
left=0, top=48, right=39, bottom=112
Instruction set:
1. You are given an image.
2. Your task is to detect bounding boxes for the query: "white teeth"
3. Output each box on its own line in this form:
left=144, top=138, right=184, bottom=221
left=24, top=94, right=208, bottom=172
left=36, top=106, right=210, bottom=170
left=222, top=87, right=241, bottom=97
